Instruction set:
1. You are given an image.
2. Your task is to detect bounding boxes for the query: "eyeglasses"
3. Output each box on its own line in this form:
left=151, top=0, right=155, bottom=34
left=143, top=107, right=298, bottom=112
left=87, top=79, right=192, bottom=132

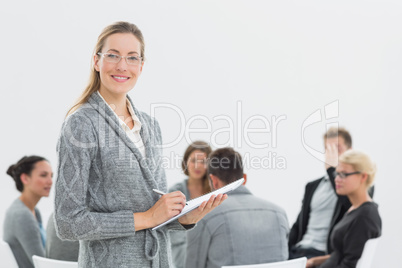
left=335, top=171, right=361, bottom=179
left=97, top=53, right=143, bottom=66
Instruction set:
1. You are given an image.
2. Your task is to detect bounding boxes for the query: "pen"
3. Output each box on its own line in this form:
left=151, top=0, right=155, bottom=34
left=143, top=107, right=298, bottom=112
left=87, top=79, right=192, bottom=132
left=152, top=189, right=188, bottom=205
left=153, top=189, right=166, bottom=195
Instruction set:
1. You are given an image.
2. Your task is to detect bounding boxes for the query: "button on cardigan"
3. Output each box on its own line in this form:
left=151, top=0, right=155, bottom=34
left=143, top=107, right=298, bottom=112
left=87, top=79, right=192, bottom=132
left=54, top=92, right=187, bottom=268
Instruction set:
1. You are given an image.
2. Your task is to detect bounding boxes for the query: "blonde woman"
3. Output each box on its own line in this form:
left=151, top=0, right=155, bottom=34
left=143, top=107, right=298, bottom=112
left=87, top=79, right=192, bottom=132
left=306, top=150, right=381, bottom=268
left=54, top=21, right=226, bottom=268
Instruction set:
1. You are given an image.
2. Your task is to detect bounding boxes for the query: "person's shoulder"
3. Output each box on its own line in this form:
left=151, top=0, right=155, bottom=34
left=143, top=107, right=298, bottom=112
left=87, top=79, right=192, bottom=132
left=198, top=199, right=229, bottom=222
left=137, top=111, right=163, bottom=142
left=5, top=199, right=35, bottom=222
left=6, top=198, right=27, bottom=212
left=199, top=210, right=223, bottom=227
left=137, top=110, right=151, bottom=120
left=307, top=176, right=325, bottom=186
left=139, top=111, right=160, bottom=128
left=201, top=193, right=286, bottom=225
left=202, top=192, right=250, bottom=218
left=65, top=104, right=98, bottom=124
left=357, top=202, right=380, bottom=216
left=314, top=175, right=325, bottom=183
left=352, top=202, right=382, bottom=228
left=250, top=195, right=287, bottom=215
left=60, top=105, right=99, bottom=142
left=169, top=179, right=187, bottom=193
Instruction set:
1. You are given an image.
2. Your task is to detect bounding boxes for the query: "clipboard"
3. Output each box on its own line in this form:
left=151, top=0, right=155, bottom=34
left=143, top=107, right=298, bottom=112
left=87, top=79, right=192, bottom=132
left=152, top=177, right=245, bottom=230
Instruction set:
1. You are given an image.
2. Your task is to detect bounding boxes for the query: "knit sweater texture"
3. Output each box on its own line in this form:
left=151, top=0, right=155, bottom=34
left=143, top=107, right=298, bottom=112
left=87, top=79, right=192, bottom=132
left=54, top=92, right=186, bottom=268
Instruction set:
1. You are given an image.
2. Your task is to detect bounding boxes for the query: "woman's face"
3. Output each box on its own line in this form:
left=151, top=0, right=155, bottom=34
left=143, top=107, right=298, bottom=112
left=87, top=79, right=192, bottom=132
left=187, top=150, right=208, bottom=180
left=335, top=162, right=365, bottom=196
left=94, top=33, right=144, bottom=98
left=24, top=161, right=53, bottom=197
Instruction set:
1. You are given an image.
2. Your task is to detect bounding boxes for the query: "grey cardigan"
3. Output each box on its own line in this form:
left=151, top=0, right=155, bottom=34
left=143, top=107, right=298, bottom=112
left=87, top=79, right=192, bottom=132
left=54, top=92, right=187, bottom=268
left=46, top=212, right=79, bottom=261
left=3, top=198, right=45, bottom=268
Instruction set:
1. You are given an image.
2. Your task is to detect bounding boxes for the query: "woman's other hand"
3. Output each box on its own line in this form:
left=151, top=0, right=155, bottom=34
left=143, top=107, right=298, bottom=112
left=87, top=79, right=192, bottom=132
left=178, top=193, right=227, bottom=225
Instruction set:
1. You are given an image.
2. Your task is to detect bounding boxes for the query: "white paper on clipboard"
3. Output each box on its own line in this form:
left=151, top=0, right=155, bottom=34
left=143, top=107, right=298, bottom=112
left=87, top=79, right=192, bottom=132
left=152, top=178, right=245, bottom=230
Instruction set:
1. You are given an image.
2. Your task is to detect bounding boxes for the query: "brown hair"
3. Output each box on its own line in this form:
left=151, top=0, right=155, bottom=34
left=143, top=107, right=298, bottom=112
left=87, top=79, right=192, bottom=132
left=324, top=127, right=352, bottom=148
left=66, top=21, right=145, bottom=116
left=182, top=141, right=212, bottom=194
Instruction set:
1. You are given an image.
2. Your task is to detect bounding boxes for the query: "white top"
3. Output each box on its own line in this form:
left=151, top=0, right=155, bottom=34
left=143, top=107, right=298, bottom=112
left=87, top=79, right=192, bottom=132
left=97, top=91, right=146, bottom=157
left=297, top=176, right=337, bottom=252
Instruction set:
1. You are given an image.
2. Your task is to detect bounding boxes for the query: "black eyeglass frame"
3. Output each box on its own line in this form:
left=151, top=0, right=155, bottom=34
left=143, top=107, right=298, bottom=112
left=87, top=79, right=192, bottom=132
left=335, top=171, right=361, bottom=179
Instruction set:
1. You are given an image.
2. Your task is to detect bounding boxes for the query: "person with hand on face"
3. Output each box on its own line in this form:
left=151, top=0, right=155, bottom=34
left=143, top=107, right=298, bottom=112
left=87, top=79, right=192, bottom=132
left=306, top=150, right=381, bottom=268
left=289, top=127, right=374, bottom=260
left=54, top=21, right=226, bottom=268
left=3, top=156, right=53, bottom=268
left=168, top=141, right=212, bottom=268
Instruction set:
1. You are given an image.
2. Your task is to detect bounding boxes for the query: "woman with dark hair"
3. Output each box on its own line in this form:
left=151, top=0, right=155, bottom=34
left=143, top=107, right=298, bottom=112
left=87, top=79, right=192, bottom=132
left=3, top=156, right=53, bottom=268
left=54, top=21, right=226, bottom=268
left=169, top=141, right=212, bottom=268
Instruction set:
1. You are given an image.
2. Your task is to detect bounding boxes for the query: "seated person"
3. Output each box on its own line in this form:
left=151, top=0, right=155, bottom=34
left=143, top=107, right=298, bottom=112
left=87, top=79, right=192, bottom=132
left=186, top=147, right=289, bottom=268
left=3, top=156, right=52, bottom=268
left=169, top=141, right=212, bottom=268
left=46, top=212, right=79, bottom=261
left=289, top=127, right=372, bottom=259
left=306, top=150, right=381, bottom=267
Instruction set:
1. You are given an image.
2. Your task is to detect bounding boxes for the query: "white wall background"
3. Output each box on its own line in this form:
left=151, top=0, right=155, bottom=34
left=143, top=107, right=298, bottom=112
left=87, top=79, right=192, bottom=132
left=1, top=1, right=401, bottom=266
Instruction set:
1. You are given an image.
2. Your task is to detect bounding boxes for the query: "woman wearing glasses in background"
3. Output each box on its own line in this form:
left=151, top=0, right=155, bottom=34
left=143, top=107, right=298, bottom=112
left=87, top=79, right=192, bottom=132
left=54, top=21, right=226, bottom=268
left=306, top=150, right=381, bottom=268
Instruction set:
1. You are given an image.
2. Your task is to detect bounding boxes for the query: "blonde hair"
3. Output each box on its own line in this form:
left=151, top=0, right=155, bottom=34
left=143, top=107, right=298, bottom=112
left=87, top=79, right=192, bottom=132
left=339, top=150, right=376, bottom=188
left=66, top=21, right=145, bottom=116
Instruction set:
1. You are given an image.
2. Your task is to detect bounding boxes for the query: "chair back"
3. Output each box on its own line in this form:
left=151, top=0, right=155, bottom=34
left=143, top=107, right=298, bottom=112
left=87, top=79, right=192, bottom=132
left=32, top=255, right=78, bottom=268
left=221, top=257, right=307, bottom=268
left=0, top=241, right=18, bottom=268
left=356, top=237, right=381, bottom=268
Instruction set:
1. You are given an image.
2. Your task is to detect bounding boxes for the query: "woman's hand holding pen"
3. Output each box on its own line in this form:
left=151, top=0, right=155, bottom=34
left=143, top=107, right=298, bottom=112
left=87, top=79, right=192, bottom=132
left=134, top=191, right=187, bottom=231
left=177, top=193, right=227, bottom=225
left=150, top=191, right=187, bottom=221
